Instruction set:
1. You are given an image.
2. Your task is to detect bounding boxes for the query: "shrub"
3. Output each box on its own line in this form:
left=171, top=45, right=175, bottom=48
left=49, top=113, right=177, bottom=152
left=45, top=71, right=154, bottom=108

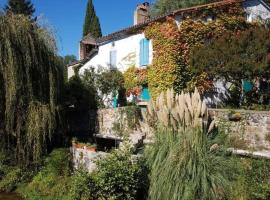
left=69, top=169, right=98, bottom=200
left=94, top=150, right=148, bottom=200
left=19, top=148, right=72, bottom=200
left=0, top=167, right=22, bottom=192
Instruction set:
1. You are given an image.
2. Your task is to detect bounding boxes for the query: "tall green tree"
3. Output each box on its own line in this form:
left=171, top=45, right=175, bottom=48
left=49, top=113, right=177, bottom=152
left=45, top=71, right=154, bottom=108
left=5, top=0, right=35, bottom=17
left=83, top=0, right=102, bottom=38
left=150, top=0, right=216, bottom=16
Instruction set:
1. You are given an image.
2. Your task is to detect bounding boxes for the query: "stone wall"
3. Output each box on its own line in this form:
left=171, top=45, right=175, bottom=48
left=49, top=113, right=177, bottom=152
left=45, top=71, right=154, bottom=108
left=98, top=107, right=137, bottom=136
left=71, top=145, right=107, bottom=173
left=209, top=109, right=270, bottom=150
left=97, top=106, right=144, bottom=145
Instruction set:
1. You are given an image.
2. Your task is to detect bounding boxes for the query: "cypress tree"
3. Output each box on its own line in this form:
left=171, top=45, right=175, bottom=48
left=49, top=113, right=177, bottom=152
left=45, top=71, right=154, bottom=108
left=5, top=0, right=35, bottom=17
left=83, top=0, right=102, bottom=38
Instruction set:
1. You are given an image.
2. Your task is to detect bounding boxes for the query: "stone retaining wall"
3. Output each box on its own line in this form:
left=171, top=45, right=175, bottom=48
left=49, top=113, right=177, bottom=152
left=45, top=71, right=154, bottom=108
left=209, top=109, right=270, bottom=150
left=97, top=106, right=142, bottom=139
left=71, top=145, right=107, bottom=173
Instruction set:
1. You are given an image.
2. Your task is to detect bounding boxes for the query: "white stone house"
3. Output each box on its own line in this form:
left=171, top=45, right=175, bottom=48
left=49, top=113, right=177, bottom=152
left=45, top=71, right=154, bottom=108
left=67, top=0, right=270, bottom=106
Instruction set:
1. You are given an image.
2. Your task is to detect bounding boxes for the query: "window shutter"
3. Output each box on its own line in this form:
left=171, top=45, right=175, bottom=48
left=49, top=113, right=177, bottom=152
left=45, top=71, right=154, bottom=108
left=140, top=38, right=150, bottom=66
left=144, top=39, right=149, bottom=65
left=110, top=50, right=117, bottom=68
left=139, top=39, right=144, bottom=66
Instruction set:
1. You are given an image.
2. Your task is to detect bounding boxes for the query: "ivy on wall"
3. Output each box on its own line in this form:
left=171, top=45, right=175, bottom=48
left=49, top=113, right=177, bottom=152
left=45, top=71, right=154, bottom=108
left=123, top=66, right=148, bottom=96
left=144, top=3, right=249, bottom=98
left=145, top=17, right=183, bottom=99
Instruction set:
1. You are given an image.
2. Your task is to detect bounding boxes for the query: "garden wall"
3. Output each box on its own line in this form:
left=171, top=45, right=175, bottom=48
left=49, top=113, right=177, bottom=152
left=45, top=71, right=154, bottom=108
left=96, top=106, right=144, bottom=145
left=209, top=109, right=270, bottom=150
left=71, top=144, right=107, bottom=173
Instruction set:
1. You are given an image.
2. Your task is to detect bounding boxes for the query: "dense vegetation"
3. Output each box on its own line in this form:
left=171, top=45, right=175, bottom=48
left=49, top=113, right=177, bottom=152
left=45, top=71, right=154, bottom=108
left=14, top=148, right=147, bottom=200
left=0, top=14, right=63, bottom=166
left=190, top=27, right=270, bottom=107
left=1, top=1, right=270, bottom=200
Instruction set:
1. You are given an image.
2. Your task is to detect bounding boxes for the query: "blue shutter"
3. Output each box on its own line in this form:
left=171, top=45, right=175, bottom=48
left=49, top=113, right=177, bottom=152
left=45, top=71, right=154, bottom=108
left=139, top=39, right=144, bottom=66
left=141, top=86, right=150, bottom=101
left=139, top=38, right=150, bottom=66
left=144, top=39, right=149, bottom=65
left=110, top=50, right=117, bottom=68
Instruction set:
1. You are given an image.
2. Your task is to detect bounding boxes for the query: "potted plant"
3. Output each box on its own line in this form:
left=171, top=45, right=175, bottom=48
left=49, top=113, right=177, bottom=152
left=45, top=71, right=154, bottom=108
left=228, top=110, right=241, bottom=121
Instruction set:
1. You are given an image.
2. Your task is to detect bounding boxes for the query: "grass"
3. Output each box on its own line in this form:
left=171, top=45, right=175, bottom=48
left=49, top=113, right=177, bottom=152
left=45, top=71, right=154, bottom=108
left=145, top=126, right=230, bottom=200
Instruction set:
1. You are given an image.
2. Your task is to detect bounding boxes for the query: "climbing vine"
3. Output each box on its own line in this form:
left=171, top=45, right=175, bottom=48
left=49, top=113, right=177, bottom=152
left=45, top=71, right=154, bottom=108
left=145, top=17, right=182, bottom=98
left=123, top=66, right=148, bottom=96
left=145, top=3, right=249, bottom=98
left=0, top=14, right=62, bottom=166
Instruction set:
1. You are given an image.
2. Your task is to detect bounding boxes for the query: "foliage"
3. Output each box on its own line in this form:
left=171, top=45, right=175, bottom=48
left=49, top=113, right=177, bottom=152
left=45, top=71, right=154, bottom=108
left=145, top=17, right=186, bottom=99
left=94, top=149, right=148, bottom=200
left=150, top=0, right=217, bottom=16
left=0, top=14, right=63, bottom=166
left=142, top=89, right=229, bottom=199
left=112, top=106, right=141, bottom=137
left=140, top=88, right=212, bottom=136
left=82, top=68, right=126, bottom=108
left=0, top=167, right=22, bottom=192
left=190, top=26, right=270, bottom=106
left=5, top=0, right=35, bottom=17
left=65, top=75, right=98, bottom=110
left=19, top=149, right=72, bottom=200
left=244, top=158, right=270, bottom=200
left=123, top=66, right=148, bottom=96
left=83, top=0, right=102, bottom=38
left=62, top=55, right=77, bottom=66
left=96, top=69, right=125, bottom=97
left=145, top=5, right=247, bottom=98
left=69, top=169, right=98, bottom=200
left=228, top=158, right=270, bottom=200
left=146, top=127, right=231, bottom=200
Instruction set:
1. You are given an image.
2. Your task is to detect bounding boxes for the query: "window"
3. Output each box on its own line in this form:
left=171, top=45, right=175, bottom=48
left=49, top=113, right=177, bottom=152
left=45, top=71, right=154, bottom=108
left=140, top=38, right=150, bottom=66
left=110, top=50, right=117, bottom=68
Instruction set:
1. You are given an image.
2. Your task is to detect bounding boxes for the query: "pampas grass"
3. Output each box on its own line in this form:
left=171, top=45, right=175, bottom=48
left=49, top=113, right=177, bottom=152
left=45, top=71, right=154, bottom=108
left=143, top=88, right=229, bottom=200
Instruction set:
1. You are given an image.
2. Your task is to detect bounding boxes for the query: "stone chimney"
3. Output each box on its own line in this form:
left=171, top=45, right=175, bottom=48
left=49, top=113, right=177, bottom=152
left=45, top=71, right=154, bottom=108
left=134, top=2, right=150, bottom=25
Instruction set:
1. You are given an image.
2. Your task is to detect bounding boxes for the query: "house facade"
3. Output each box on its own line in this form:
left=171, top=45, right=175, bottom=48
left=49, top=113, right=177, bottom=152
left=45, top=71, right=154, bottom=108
left=68, top=0, right=270, bottom=106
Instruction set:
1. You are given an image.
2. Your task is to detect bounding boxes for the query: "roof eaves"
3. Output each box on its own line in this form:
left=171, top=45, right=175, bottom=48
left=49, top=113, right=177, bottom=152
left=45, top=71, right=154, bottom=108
left=95, top=0, right=244, bottom=44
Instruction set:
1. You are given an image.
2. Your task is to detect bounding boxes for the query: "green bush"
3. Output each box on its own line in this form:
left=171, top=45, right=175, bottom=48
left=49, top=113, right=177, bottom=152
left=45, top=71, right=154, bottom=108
left=69, top=169, right=97, bottom=200
left=18, top=148, right=72, bottom=200
left=0, top=167, right=22, bottom=192
left=94, top=150, right=148, bottom=200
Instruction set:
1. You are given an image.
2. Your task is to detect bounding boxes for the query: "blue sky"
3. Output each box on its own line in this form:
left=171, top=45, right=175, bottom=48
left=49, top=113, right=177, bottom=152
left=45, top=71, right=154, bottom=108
left=0, top=0, right=154, bottom=58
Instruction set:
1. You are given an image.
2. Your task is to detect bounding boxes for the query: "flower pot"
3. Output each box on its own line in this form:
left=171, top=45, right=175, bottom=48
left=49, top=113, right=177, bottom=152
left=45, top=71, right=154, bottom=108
left=86, top=147, right=96, bottom=152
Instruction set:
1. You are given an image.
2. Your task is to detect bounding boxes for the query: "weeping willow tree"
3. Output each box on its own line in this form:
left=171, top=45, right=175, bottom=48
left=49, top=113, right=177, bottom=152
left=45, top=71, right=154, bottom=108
left=0, top=14, right=63, bottom=166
